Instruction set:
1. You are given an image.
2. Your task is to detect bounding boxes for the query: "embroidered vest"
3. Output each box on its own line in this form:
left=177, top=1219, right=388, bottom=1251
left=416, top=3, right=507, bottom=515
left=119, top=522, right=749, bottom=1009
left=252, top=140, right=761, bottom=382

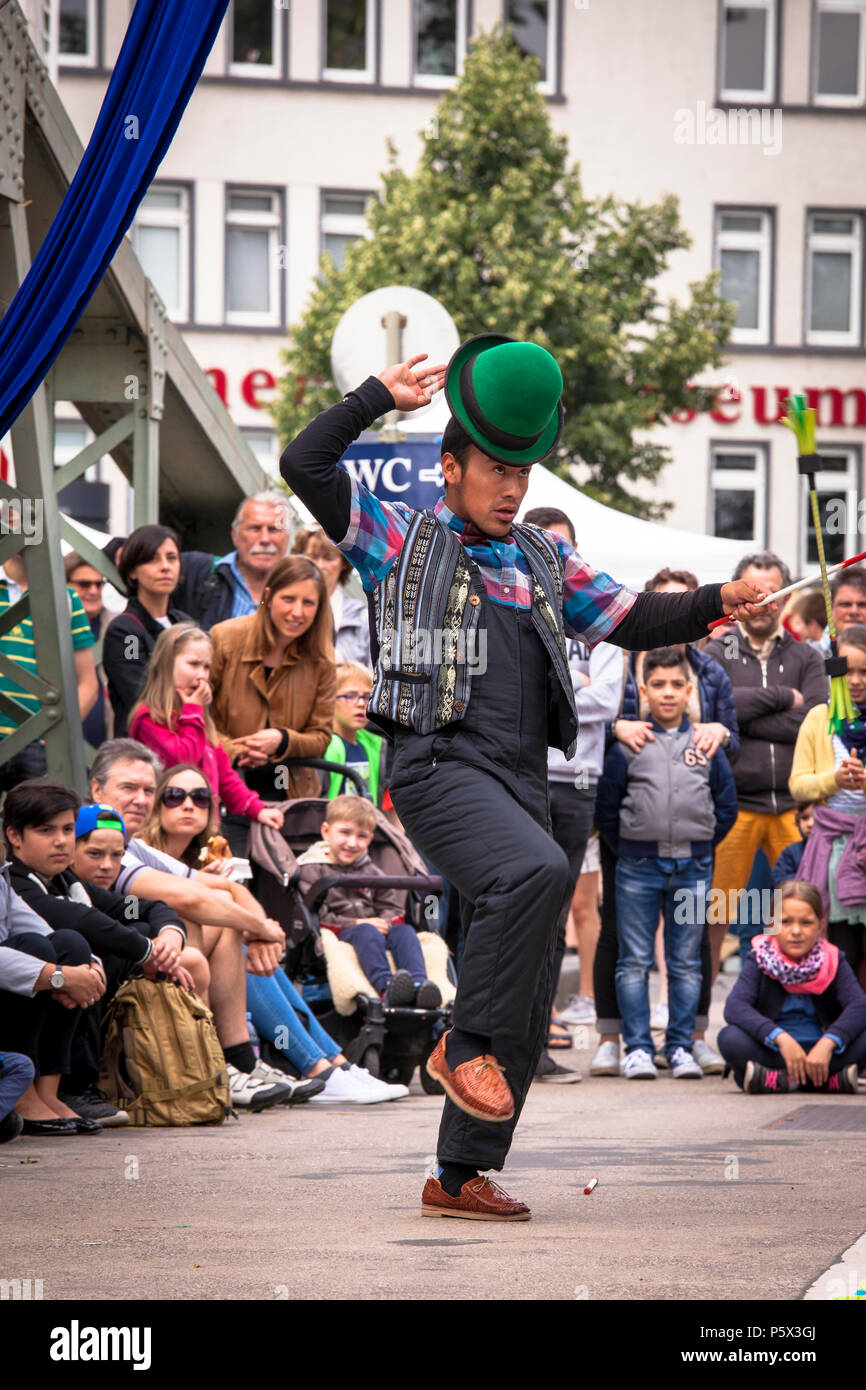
left=367, top=512, right=579, bottom=756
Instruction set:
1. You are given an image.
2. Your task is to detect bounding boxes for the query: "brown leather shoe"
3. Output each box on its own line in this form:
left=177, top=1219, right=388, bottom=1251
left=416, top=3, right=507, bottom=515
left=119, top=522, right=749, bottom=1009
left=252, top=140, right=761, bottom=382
left=425, top=1034, right=514, bottom=1122
left=421, top=1175, right=530, bottom=1221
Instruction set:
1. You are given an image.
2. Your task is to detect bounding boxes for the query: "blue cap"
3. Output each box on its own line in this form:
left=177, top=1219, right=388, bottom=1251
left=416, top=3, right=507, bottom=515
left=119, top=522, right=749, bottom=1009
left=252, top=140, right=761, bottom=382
left=75, top=803, right=128, bottom=843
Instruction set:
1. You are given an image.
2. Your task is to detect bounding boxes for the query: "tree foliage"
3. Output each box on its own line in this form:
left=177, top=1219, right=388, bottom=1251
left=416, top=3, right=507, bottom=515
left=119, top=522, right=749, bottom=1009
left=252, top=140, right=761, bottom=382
left=271, top=28, right=734, bottom=519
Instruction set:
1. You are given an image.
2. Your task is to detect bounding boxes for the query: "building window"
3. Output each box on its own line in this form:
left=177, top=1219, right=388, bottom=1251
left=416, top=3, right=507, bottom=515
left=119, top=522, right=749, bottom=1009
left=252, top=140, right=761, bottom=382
left=58, top=0, right=97, bottom=65
left=131, top=187, right=191, bottom=323
left=714, top=209, right=772, bottom=345
left=719, top=0, right=776, bottom=103
left=813, top=0, right=866, bottom=106
left=709, top=445, right=768, bottom=544
left=324, top=0, right=376, bottom=82
left=229, top=0, right=282, bottom=77
left=413, top=0, right=467, bottom=84
left=55, top=421, right=94, bottom=475
left=802, top=449, right=859, bottom=570
left=225, top=189, right=281, bottom=327
left=805, top=212, right=863, bottom=346
left=241, top=428, right=281, bottom=478
left=505, top=0, right=558, bottom=92
left=320, top=192, right=372, bottom=270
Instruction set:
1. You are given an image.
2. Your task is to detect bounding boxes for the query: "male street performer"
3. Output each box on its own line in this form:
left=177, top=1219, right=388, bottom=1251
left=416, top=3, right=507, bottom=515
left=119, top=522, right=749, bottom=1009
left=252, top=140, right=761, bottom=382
left=281, top=337, right=773, bottom=1221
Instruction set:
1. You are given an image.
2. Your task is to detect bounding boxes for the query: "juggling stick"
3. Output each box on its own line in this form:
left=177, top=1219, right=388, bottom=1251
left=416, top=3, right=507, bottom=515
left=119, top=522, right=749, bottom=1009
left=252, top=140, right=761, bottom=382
left=706, top=548, right=866, bottom=632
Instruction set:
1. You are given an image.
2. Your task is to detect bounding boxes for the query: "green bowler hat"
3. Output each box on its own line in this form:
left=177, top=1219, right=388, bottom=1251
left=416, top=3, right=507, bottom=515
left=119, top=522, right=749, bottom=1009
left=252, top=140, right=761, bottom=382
left=444, top=333, right=564, bottom=466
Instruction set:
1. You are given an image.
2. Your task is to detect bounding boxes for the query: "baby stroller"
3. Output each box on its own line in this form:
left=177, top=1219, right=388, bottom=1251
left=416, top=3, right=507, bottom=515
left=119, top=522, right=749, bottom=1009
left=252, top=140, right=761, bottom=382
left=247, top=759, right=455, bottom=1091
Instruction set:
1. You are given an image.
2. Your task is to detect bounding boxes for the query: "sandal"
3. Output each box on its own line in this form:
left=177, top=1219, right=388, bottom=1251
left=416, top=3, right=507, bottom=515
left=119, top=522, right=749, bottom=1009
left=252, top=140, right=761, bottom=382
left=548, top=1019, right=573, bottom=1050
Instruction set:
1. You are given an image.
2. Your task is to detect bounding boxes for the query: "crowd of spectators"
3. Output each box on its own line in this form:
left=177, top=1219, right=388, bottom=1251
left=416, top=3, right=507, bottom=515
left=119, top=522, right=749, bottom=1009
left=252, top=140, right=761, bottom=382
left=1, top=490, right=865, bottom=1144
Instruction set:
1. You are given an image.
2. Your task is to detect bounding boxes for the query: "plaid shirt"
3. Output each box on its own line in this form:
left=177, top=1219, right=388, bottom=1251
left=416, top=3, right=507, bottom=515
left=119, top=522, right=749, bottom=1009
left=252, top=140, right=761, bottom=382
left=338, top=472, right=636, bottom=647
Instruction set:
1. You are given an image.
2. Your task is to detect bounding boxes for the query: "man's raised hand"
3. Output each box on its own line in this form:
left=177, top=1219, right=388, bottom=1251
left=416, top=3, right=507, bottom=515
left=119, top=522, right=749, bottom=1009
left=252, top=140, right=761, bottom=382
left=378, top=353, right=446, bottom=413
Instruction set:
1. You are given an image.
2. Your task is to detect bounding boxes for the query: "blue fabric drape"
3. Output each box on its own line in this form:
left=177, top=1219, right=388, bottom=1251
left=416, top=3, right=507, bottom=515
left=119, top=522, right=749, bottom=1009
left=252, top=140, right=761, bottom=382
left=0, top=0, right=230, bottom=439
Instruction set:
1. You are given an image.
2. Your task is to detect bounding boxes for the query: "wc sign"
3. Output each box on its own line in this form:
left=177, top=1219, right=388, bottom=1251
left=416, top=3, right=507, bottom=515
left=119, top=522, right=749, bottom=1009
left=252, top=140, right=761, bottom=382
left=339, top=443, right=444, bottom=510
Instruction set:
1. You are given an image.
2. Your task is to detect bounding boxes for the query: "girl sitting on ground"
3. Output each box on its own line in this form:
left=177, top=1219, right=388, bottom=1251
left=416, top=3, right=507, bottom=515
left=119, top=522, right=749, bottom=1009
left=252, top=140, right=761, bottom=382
left=129, top=624, right=284, bottom=833
left=717, top=879, right=866, bottom=1094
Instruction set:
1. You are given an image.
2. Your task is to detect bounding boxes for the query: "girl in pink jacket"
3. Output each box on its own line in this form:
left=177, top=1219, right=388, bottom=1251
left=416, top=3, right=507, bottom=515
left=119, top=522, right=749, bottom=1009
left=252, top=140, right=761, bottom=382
left=128, top=624, right=284, bottom=829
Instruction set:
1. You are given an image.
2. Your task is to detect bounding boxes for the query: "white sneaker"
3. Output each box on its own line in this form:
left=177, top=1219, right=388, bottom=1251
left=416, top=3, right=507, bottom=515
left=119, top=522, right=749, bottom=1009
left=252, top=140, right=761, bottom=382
left=691, top=1040, right=725, bottom=1075
left=589, top=1040, right=620, bottom=1076
left=250, top=1058, right=324, bottom=1103
left=669, top=1047, right=703, bottom=1079
left=622, top=1048, right=658, bottom=1080
left=347, top=1064, right=409, bottom=1100
left=558, top=995, right=597, bottom=1026
left=309, top=1066, right=389, bottom=1105
left=226, top=1062, right=293, bottom=1112
left=650, top=1001, right=669, bottom=1031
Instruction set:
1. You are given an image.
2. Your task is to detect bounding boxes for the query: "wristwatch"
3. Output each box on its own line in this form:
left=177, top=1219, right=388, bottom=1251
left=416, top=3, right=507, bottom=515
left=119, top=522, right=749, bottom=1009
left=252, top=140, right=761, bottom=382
left=49, top=968, right=66, bottom=990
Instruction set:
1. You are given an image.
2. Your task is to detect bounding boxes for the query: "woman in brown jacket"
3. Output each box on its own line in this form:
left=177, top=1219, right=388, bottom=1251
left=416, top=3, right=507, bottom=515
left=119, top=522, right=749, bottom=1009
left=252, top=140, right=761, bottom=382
left=209, top=555, right=336, bottom=805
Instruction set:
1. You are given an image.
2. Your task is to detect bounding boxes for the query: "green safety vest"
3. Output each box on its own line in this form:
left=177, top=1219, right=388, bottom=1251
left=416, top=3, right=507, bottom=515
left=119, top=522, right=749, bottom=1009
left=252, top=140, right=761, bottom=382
left=325, top=730, right=384, bottom=806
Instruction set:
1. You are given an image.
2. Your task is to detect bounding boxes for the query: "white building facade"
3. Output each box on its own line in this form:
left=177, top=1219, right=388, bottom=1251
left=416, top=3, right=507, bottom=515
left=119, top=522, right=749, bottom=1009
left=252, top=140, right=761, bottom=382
left=21, top=0, right=866, bottom=575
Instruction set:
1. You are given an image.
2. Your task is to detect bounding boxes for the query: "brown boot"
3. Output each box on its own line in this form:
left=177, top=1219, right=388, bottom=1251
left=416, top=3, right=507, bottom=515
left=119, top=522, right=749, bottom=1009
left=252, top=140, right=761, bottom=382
left=425, top=1033, right=514, bottom=1122
left=421, top=1175, right=530, bottom=1221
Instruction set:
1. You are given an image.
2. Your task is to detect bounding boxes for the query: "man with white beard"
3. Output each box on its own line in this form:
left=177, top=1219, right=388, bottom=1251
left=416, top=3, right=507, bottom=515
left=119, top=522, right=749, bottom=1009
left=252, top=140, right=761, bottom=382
left=173, top=491, right=293, bottom=631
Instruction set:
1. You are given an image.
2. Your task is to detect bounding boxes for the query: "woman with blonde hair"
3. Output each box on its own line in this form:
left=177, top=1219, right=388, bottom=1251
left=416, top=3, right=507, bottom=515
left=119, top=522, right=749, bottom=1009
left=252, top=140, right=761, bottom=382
left=209, top=555, right=337, bottom=807
left=128, top=624, right=283, bottom=830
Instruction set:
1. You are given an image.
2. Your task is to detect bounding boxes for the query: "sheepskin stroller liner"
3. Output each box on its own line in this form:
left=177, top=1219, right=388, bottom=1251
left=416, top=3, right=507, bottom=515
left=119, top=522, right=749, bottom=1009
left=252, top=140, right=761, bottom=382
left=248, top=795, right=456, bottom=1090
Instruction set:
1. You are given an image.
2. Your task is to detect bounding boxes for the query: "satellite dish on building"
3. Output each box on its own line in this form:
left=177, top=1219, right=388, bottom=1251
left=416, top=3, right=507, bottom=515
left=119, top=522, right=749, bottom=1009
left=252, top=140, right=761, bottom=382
left=331, top=286, right=459, bottom=435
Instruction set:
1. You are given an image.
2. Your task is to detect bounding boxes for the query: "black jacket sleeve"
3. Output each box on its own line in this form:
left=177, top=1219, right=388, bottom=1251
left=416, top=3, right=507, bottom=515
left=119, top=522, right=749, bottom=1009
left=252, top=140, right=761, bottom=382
left=279, top=377, right=396, bottom=542
left=102, top=614, right=149, bottom=730
left=86, top=881, right=187, bottom=943
left=610, top=584, right=725, bottom=651
left=11, top=874, right=152, bottom=963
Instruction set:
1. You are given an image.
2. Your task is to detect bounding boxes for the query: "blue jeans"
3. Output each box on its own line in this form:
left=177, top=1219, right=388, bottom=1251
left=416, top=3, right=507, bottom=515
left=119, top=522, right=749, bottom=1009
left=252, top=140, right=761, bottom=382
left=615, top=855, right=711, bottom=1056
left=338, top=920, right=427, bottom=994
left=246, top=968, right=341, bottom=1076
left=0, top=1051, right=35, bottom=1121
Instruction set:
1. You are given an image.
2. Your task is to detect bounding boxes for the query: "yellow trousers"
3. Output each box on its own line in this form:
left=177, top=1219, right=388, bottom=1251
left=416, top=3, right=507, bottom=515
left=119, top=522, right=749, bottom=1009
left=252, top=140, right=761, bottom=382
left=711, top=809, right=799, bottom=925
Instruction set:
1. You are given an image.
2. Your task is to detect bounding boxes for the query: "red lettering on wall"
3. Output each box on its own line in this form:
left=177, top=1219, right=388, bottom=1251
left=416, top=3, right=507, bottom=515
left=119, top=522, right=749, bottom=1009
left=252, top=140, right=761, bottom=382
left=710, top=387, right=742, bottom=424
left=205, top=368, right=228, bottom=407
left=241, top=369, right=277, bottom=410
left=806, top=387, right=866, bottom=428
left=751, top=386, right=789, bottom=426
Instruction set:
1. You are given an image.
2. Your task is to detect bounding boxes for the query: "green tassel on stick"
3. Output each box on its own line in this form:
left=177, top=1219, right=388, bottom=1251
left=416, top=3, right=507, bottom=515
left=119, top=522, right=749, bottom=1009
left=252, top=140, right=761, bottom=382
left=782, top=395, right=860, bottom=738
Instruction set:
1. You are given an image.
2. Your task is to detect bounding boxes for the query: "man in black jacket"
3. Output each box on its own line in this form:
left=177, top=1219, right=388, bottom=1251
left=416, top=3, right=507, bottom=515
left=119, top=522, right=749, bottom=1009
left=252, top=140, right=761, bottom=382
left=705, top=552, right=828, bottom=979
left=2, top=780, right=199, bottom=1124
left=281, top=342, right=774, bottom=1220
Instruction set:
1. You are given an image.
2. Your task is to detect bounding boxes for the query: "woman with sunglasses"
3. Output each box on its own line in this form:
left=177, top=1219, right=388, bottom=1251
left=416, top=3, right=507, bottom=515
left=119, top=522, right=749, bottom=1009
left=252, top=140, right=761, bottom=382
left=129, top=624, right=284, bottom=833
left=140, top=765, right=406, bottom=1106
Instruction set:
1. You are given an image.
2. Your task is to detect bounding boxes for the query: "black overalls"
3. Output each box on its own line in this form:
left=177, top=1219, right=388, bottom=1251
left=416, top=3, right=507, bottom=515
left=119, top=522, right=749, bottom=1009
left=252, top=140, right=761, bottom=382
left=388, top=572, right=572, bottom=1173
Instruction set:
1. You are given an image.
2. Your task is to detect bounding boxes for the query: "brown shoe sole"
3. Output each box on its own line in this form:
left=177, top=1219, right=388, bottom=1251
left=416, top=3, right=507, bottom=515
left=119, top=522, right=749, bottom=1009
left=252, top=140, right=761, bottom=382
left=420, top=1204, right=530, bottom=1221
left=425, top=1053, right=515, bottom=1123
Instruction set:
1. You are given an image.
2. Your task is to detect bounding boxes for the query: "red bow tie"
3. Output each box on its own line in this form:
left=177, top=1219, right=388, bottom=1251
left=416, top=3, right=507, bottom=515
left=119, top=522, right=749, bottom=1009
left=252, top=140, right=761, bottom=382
left=459, top=521, right=512, bottom=545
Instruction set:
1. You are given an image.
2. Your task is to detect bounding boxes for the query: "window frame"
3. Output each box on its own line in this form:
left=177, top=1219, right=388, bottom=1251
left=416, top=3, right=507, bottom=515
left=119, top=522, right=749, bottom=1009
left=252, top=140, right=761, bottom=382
left=717, top=0, right=778, bottom=105
left=714, top=206, right=775, bottom=346
left=131, top=183, right=194, bottom=325
left=412, top=0, right=469, bottom=88
left=240, top=427, right=281, bottom=478
left=322, top=0, right=379, bottom=84
left=812, top=0, right=866, bottom=107
left=502, top=0, right=561, bottom=96
left=55, top=0, right=100, bottom=69
left=708, top=441, right=769, bottom=547
left=799, top=445, right=861, bottom=573
left=319, top=188, right=375, bottom=268
left=226, top=0, right=287, bottom=80
left=804, top=208, right=864, bottom=347
left=224, top=185, right=284, bottom=329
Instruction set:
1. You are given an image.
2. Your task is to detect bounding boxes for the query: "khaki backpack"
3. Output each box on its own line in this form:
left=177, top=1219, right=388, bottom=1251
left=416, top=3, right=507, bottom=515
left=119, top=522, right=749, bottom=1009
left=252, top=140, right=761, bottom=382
left=99, top=977, right=231, bottom=1126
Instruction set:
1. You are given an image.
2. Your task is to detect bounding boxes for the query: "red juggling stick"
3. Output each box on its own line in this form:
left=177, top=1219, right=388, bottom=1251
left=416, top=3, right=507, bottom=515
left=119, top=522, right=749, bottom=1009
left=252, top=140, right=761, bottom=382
left=706, top=548, right=866, bottom=632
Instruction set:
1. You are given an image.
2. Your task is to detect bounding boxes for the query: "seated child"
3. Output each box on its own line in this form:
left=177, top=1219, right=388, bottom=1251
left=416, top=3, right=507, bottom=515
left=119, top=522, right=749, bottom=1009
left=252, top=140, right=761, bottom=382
left=596, top=645, right=738, bottom=1080
left=770, top=801, right=815, bottom=888
left=296, top=795, right=441, bottom=1008
left=324, top=662, right=388, bottom=807
left=718, top=878, right=866, bottom=1093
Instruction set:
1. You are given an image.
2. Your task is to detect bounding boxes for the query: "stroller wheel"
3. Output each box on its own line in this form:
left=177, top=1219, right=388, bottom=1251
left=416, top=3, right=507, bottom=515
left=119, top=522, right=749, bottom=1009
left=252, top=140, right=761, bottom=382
left=384, top=1060, right=416, bottom=1087
left=359, top=1045, right=381, bottom=1079
left=420, top=1038, right=444, bottom=1096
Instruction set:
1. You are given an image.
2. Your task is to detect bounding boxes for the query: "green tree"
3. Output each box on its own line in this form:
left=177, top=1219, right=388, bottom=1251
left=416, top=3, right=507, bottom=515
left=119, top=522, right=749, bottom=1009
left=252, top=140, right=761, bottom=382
left=272, top=28, right=734, bottom=519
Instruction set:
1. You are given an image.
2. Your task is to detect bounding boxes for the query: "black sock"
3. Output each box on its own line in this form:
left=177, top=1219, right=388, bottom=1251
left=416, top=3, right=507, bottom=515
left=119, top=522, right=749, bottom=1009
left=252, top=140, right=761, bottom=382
left=224, top=1042, right=256, bottom=1074
left=438, top=1162, right=479, bottom=1198
left=446, top=1027, right=490, bottom=1069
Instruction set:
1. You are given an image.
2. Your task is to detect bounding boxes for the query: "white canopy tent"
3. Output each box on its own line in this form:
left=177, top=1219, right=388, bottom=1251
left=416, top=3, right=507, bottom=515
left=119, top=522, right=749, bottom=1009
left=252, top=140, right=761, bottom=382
left=519, top=466, right=753, bottom=590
